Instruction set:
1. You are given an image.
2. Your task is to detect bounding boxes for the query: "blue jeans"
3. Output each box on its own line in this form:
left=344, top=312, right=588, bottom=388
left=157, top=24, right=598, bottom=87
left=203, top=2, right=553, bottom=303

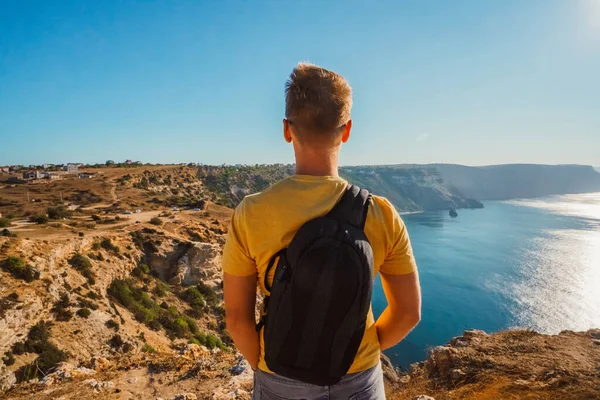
left=252, top=364, right=386, bottom=400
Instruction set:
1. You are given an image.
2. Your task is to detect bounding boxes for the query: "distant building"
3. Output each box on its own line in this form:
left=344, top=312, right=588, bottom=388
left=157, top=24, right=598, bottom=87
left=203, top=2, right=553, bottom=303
left=43, top=164, right=54, bottom=169
left=47, top=173, right=61, bottom=180
left=125, top=160, right=133, bottom=165
left=9, top=165, right=22, bottom=172
left=23, top=171, right=43, bottom=180
left=78, top=172, right=96, bottom=179
left=66, top=163, right=80, bottom=174
left=0, top=166, right=9, bottom=173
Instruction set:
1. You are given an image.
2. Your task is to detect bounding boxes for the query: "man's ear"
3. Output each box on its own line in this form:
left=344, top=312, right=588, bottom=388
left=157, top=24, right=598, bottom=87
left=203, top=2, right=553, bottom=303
left=341, top=120, right=352, bottom=143
left=283, top=119, right=293, bottom=143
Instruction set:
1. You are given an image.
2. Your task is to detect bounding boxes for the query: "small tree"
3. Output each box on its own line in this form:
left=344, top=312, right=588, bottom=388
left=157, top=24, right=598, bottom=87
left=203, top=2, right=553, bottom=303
left=0, top=217, right=11, bottom=228
left=149, top=217, right=163, bottom=226
left=76, top=308, right=91, bottom=318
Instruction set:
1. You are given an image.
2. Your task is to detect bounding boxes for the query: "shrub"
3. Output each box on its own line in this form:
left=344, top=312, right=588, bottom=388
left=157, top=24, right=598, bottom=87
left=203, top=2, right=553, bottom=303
left=132, top=263, right=150, bottom=278
left=149, top=217, right=163, bottom=226
left=196, top=282, right=219, bottom=306
left=153, top=281, right=168, bottom=297
left=105, top=319, right=119, bottom=331
left=142, top=343, right=156, bottom=353
left=91, top=242, right=101, bottom=250
left=78, top=298, right=98, bottom=310
left=68, top=254, right=95, bottom=284
left=78, top=232, right=84, bottom=237
left=16, top=342, right=66, bottom=382
left=29, top=214, right=49, bottom=224
left=0, top=217, right=11, bottom=228
left=2, top=351, right=15, bottom=366
left=108, top=334, right=124, bottom=349
left=76, top=308, right=91, bottom=318
left=47, top=205, right=72, bottom=220
left=1, top=228, right=17, bottom=237
left=1, top=256, right=40, bottom=282
left=52, top=293, right=73, bottom=322
left=100, top=238, right=120, bottom=254
left=180, top=287, right=205, bottom=310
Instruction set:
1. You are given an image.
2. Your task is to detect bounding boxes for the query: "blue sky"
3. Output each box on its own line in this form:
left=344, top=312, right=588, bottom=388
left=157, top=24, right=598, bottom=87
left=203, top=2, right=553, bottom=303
left=1, top=0, right=599, bottom=167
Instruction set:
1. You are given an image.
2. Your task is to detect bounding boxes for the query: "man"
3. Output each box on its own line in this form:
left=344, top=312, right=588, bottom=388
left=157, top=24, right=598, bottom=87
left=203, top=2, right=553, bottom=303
left=222, top=63, right=421, bottom=400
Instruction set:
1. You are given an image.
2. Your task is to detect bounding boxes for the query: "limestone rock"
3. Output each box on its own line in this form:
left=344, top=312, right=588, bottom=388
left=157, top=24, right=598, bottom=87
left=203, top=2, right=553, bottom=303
left=90, top=356, right=111, bottom=371
left=0, top=366, right=16, bottom=392
left=587, top=328, right=600, bottom=339
left=380, top=353, right=399, bottom=383
left=424, top=346, right=457, bottom=378
left=451, top=368, right=466, bottom=381
left=463, top=329, right=487, bottom=339
left=173, top=394, right=198, bottom=400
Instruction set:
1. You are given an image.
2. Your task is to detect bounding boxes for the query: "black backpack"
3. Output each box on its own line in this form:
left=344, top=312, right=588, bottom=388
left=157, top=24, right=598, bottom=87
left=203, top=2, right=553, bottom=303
left=257, top=184, right=374, bottom=386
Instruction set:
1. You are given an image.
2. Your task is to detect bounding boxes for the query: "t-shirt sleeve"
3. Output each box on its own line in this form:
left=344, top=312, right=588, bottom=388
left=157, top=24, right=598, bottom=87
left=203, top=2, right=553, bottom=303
left=379, top=201, right=417, bottom=275
left=222, top=203, right=256, bottom=276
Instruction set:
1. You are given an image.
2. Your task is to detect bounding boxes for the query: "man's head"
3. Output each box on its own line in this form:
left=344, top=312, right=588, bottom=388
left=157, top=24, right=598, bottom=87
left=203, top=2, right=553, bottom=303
left=284, top=63, right=352, bottom=149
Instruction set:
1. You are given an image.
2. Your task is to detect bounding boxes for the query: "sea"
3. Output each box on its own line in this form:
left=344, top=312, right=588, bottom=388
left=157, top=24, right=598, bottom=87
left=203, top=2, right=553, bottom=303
left=373, top=192, right=600, bottom=369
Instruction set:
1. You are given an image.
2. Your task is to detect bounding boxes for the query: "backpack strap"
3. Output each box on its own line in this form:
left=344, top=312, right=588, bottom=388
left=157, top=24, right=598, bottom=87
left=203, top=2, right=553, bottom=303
left=326, top=185, right=371, bottom=229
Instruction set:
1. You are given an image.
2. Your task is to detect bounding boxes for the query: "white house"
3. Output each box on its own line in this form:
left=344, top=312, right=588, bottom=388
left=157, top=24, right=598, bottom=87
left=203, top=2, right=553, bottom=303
left=66, top=163, right=79, bottom=174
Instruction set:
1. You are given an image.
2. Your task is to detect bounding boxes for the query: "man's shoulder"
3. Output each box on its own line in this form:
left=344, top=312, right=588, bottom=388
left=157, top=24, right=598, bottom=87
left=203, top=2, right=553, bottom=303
left=235, top=178, right=291, bottom=214
left=365, top=194, right=402, bottom=228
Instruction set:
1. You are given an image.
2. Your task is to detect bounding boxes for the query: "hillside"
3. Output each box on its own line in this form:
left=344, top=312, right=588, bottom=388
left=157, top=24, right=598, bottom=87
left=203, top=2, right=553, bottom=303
left=421, top=164, right=600, bottom=200
left=199, top=164, right=483, bottom=212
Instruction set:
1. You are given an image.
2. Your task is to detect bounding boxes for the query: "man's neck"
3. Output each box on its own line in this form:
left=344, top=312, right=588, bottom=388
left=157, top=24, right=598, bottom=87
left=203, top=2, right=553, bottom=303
left=294, top=148, right=339, bottom=177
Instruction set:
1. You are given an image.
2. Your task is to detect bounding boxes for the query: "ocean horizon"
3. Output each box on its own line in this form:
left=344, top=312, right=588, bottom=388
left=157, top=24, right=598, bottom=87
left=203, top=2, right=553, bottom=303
left=376, top=192, right=600, bottom=369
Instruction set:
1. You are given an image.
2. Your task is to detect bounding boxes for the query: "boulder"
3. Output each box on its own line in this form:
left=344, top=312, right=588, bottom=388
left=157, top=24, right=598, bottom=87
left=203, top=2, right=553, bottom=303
left=0, top=366, right=16, bottom=392
left=413, top=396, right=436, bottom=400
left=463, top=329, right=487, bottom=339
left=90, top=356, right=111, bottom=371
left=587, top=329, right=600, bottom=339
left=173, top=394, right=198, bottom=400
left=380, top=353, right=400, bottom=383
left=424, top=346, right=457, bottom=378
left=451, top=368, right=466, bottom=382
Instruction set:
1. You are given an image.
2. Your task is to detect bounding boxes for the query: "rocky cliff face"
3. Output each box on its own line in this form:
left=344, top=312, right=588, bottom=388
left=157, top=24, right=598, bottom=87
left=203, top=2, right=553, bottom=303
left=388, top=329, right=600, bottom=400
left=430, top=163, right=600, bottom=200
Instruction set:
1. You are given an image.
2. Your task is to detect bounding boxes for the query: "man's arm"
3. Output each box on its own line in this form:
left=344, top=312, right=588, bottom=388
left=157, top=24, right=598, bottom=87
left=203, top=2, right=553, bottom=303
left=375, top=270, right=421, bottom=350
left=223, top=272, right=260, bottom=369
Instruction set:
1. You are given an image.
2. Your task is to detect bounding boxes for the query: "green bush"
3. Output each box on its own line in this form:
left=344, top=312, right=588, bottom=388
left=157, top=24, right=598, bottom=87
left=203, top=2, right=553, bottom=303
left=180, top=287, right=205, bottom=310
left=52, top=293, right=73, bottom=322
left=68, top=254, right=95, bottom=284
left=142, top=343, right=156, bottom=353
left=16, top=342, right=66, bottom=382
left=76, top=308, right=91, bottom=318
left=1, top=228, right=17, bottom=237
left=0, top=217, right=11, bottom=228
left=196, top=282, right=219, bottom=306
left=149, top=217, right=163, bottom=226
left=132, top=263, right=150, bottom=278
left=29, top=214, right=49, bottom=224
left=105, top=319, right=119, bottom=331
left=2, top=351, right=15, bottom=366
left=100, top=238, right=120, bottom=254
left=1, top=256, right=40, bottom=282
left=47, top=205, right=72, bottom=220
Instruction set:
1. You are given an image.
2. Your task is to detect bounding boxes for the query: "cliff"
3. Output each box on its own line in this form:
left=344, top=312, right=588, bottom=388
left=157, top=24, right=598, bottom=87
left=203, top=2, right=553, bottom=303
left=388, top=329, right=600, bottom=400
left=198, top=164, right=483, bottom=212
left=426, top=163, right=600, bottom=200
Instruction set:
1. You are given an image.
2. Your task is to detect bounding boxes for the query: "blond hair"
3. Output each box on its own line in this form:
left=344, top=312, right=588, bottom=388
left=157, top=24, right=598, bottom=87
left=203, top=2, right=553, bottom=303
left=285, top=63, right=352, bottom=144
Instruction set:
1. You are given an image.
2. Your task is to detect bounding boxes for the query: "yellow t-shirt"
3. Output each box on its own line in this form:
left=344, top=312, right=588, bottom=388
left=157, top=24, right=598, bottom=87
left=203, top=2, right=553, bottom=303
left=222, top=175, right=417, bottom=374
